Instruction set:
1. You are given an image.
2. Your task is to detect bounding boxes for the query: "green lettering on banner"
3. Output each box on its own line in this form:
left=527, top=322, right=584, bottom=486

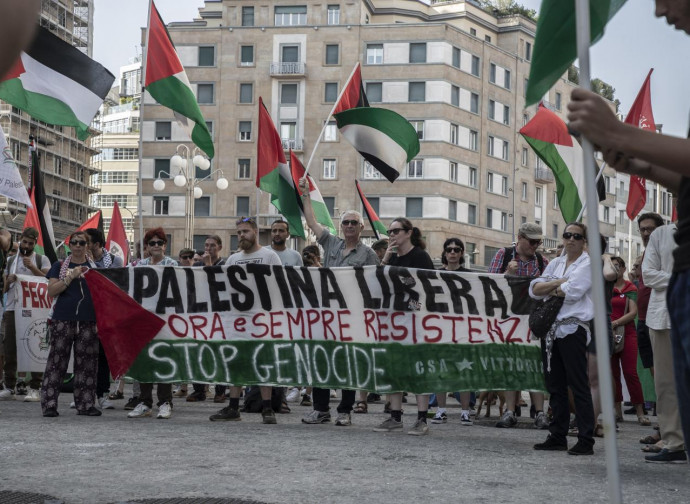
left=128, top=340, right=545, bottom=393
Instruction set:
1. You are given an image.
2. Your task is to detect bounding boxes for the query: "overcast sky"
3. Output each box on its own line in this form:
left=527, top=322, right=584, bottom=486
left=93, top=0, right=690, bottom=137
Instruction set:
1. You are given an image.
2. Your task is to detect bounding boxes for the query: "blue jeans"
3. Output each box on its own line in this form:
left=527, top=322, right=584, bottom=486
left=668, top=271, right=690, bottom=457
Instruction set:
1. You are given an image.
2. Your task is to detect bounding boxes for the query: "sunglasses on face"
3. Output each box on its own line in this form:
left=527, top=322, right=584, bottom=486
left=520, top=235, right=542, bottom=246
left=387, top=228, right=407, bottom=235
left=562, top=232, right=585, bottom=241
left=148, top=240, right=165, bottom=247
left=180, top=254, right=193, bottom=260
left=341, top=220, right=360, bottom=227
left=445, top=247, right=462, bottom=253
left=70, top=240, right=87, bottom=246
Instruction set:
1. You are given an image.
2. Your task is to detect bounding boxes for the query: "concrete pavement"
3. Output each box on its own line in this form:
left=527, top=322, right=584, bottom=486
left=0, top=387, right=687, bottom=504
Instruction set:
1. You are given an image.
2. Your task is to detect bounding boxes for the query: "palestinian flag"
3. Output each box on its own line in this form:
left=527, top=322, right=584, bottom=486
left=145, top=1, right=214, bottom=158
left=355, top=180, right=387, bottom=240
left=526, top=0, right=627, bottom=106
left=256, top=98, right=305, bottom=238
left=333, top=107, right=420, bottom=183
left=520, top=104, right=604, bottom=223
left=24, top=140, right=57, bottom=263
left=333, top=62, right=369, bottom=115
left=624, top=69, right=656, bottom=220
left=289, top=150, right=336, bottom=235
left=0, top=26, right=115, bottom=141
left=106, top=201, right=130, bottom=264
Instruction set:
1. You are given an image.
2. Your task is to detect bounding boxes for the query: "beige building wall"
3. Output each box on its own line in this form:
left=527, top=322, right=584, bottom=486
left=139, top=0, right=620, bottom=266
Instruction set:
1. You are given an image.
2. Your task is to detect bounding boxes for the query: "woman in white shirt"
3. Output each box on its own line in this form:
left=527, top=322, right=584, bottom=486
left=529, top=222, right=595, bottom=456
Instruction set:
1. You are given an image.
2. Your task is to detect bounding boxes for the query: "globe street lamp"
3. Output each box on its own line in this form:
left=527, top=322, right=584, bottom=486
left=153, top=144, right=228, bottom=248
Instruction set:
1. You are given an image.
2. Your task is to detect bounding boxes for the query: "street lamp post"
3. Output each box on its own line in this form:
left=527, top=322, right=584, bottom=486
left=153, top=144, right=228, bottom=249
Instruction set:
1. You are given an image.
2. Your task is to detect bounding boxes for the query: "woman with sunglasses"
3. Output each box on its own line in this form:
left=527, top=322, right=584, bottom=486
left=429, top=238, right=474, bottom=426
left=529, top=222, right=595, bottom=455
left=375, top=217, right=435, bottom=436
left=609, top=256, right=649, bottom=426
left=127, top=228, right=178, bottom=420
left=41, top=230, right=99, bottom=417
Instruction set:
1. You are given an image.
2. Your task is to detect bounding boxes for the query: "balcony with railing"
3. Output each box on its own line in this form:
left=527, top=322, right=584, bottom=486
left=534, top=167, right=555, bottom=183
left=270, top=62, right=306, bottom=77
left=281, top=139, right=303, bottom=151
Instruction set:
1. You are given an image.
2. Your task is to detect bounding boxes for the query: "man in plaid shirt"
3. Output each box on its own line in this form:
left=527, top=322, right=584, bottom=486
left=488, top=222, right=549, bottom=429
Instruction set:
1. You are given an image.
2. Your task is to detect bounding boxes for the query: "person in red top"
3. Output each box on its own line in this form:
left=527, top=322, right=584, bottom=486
left=609, top=257, right=649, bottom=426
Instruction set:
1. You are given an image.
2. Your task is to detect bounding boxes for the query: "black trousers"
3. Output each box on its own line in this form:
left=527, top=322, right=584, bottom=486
left=313, top=388, right=356, bottom=413
left=542, top=327, right=595, bottom=447
left=96, top=341, right=111, bottom=398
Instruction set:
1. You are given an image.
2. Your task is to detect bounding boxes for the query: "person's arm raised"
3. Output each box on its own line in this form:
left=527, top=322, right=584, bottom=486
left=298, top=176, right=326, bottom=237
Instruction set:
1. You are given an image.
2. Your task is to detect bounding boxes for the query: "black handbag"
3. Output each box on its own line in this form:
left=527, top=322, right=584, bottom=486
left=529, top=296, right=565, bottom=340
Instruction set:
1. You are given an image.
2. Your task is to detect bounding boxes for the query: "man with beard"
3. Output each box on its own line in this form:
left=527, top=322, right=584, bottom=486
left=269, top=220, right=303, bottom=267
left=189, top=235, right=227, bottom=403
left=0, top=227, right=50, bottom=402
left=84, top=227, right=124, bottom=411
left=209, top=217, right=281, bottom=424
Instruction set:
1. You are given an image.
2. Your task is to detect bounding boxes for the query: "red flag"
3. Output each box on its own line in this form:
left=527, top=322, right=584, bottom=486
left=625, top=69, right=655, bottom=220
left=333, top=63, right=369, bottom=115
left=106, top=201, right=129, bottom=264
left=84, top=270, right=165, bottom=378
left=355, top=180, right=388, bottom=240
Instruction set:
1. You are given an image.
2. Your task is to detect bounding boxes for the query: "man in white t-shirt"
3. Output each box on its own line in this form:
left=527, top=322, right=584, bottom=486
left=210, top=217, right=281, bottom=424
left=0, top=227, right=51, bottom=402
left=269, top=219, right=303, bottom=267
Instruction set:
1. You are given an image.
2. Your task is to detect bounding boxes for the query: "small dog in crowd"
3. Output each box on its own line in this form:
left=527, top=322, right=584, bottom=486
left=475, top=390, right=506, bottom=418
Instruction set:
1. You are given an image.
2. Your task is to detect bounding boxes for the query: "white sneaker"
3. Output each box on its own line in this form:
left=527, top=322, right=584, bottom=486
left=330, top=390, right=338, bottom=398
left=23, top=389, right=40, bottom=402
left=156, top=402, right=172, bottom=419
left=286, top=387, right=300, bottom=402
left=69, top=401, right=76, bottom=409
left=127, top=402, right=152, bottom=418
left=0, top=388, right=15, bottom=400
left=98, top=397, right=115, bottom=410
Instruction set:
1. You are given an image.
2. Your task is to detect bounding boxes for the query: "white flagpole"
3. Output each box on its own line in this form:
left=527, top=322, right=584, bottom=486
left=304, top=62, right=361, bottom=175
left=136, top=0, right=154, bottom=260
left=575, top=1, right=622, bottom=502
left=575, top=161, right=607, bottom=221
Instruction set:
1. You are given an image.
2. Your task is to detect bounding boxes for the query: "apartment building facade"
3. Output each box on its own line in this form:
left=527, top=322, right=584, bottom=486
left=139, top=0, right=619, bottom=265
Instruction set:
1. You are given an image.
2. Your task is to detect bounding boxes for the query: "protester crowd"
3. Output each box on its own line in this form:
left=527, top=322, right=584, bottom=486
left=0, top=170, right=686, bottom=466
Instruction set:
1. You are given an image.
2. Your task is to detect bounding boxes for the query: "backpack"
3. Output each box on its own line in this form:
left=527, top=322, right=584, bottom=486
left=499, top=247, right=544, bottom=274
left=8, top=252, right=45, bottom=273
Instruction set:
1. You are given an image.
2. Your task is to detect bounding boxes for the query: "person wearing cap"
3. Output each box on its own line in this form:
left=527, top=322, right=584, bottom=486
left=488, top=222, right=549, bottom=429
left=0, top=227, right=51, bottom=402
left=178, top=248, right=195, bottom=267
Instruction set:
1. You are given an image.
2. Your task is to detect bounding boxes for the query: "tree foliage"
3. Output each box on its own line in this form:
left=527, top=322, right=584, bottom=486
left=476, top=0, right=537, bottom=21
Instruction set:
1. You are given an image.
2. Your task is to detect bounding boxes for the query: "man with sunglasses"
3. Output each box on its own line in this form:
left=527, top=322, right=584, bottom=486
left=178, top=248, right=195, bottom=267
left=0, top=227, right=50, bottom=402
left=298, top=177, right=378, bottom=427
left=488, top=222, right=549, bottom=429
left=210, top=217, right=282, bottom=424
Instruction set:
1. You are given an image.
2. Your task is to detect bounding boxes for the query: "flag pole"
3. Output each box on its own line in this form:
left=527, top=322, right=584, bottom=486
left=136, top=0, right=154, bottom=262
left=575, top=1, right=622, bottom=502
left=574, top=162, right=607, bottom=221
left=304, top=62, right=361, bottom=175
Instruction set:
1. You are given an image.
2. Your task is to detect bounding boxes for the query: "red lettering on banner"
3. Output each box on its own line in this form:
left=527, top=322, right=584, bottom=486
left=306, top=309, right=320, bottom=340
left=442, top=315, right=465, bottom=343
left=21, top=282, right=30, bottom=307
left=168, top=314, right=188, bottom=338
left=375, top=311, right=389, bottom=341
left=234, top=317, right=246, bottom=333
left=486, top=319, right=504, bottom=343
left=251, top=312, right=269, bottom=338
left=270, top=311, right=284, bottom=339
left=286, top=310, right=304, bottom=340
left=209, top=313, right=226, bottom=340
left=390, top=312, right=408, bottom=341
left=36, top=282, right=51, bottom=308
left=467, top=317, right=484, bottom=343
left=29, top=282, right=39, bottom=306
left=189, top=315, right=208, bottom=340
left=363, top=310, right=377, bottom=341
left=21, top=281, right=53, bottom=309
left=322, top=310, right=336, bottom=340
left=501, top=317, right=522, bottom=343
left=422, top=314, right=442, bottom=343
left=337, top=310, right=352, bottom=342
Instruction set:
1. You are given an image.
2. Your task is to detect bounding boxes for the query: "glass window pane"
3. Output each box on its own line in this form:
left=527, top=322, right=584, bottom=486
left=409, top=43, right=426, bottom=63
left=406, top=197, right=423, bottom=218
left=241, top=46, right=254, bottom=65
left=282, top=46, right=299, bottom=63
left=155, top=122, right=171, bottom=140
left=281, top=84, right=298, bottom=104
left=239, top=83, right=253, bottom=103
left=237, top=196, right=250, bottom=215
left=242, top=6, right=254, bottom=26
left=324, top=82, right=338, bottom=102
left=325, top=45, right=339, bottom=65
left=195, top=196, right=210, bottom=216
left=198, top=46, right=214, bottom=66
left=197, top=83, right=214, bottom=104
left=409, top=82, right=425, bottom=102
left=366, top=82, right=382, bottom=102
